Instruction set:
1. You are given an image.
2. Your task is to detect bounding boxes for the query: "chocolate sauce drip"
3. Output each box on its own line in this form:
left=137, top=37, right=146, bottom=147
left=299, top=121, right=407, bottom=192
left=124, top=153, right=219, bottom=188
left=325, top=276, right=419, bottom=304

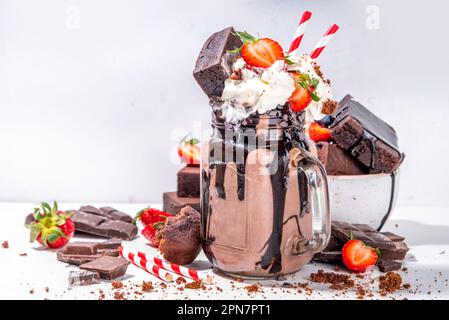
left=200, top=169, right=211, bottom=239
left=214, top=164, right=227, bottom=199
left=297, top=168, right=309, bottom=217
left=258, top=147, right=289, bottom=274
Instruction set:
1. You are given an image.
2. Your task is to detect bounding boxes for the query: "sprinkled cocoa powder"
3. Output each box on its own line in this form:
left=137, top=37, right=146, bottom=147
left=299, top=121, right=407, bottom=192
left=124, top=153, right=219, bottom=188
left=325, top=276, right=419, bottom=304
left=2, top=241, right=9, bottom=249
left=113, top=291, right=126, bottom=300
left=176, top=277, right=187, bottom=284
left=141, top=281, right=153, bottom=292
left=111, top=281, right=123, bottom=289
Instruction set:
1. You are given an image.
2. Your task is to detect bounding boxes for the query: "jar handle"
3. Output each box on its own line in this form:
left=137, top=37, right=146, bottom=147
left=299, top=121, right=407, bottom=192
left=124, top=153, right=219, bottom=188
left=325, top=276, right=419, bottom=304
left=291, top=147, right=331, bottom=254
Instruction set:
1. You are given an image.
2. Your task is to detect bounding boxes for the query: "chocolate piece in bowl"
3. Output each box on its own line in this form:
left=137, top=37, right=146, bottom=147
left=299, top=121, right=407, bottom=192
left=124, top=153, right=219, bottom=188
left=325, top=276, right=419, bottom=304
left=193, top=27, right=243, bottom=98
left=316, top=142, right=367, bottom=175
left=177, top=166, right=201, bottom=198
left=329, top=95, right=404, bottom=173
left=157, top=206, right=201, bottom=265
left=163, top=192, right=200, bottom=215
left=79, top=256, right=129, bottom=280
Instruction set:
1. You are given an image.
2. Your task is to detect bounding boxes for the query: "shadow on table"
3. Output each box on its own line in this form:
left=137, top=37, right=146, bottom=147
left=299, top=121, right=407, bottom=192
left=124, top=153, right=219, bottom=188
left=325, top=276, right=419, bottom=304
left=383, top=219, right=449, bottom=246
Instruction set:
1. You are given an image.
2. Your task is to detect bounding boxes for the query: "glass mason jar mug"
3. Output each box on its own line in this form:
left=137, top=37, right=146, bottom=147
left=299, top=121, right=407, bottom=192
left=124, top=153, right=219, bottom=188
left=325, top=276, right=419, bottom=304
left=200, top=113, right=331, bottom=278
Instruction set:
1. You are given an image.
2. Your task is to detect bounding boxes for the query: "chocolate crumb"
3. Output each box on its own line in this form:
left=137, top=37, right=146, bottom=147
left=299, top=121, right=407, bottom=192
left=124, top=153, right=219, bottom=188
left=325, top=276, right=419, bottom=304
left=45, top=287, right=49, bottom=293
left=19, top=253, right=27, bottom=257
left=176, top=277, right=187, bottom=284
left=29, top=289, right=34, bottom=294
left=379, top=272, right=402, bottom=295
left=112, top=281, right=123, bottom=289
left=2, top=241, right=9, bottom=249
left=185, top=280, right=203, bottom=289
left=310, top=269, right=355, bottom=290
left=244, top=284, right=262, bottom=293
left=321, top=99, right=338, bottom=115
left=141, top=281, right=153, bottom=292
left=113, top=291, right=126, bottom=300
left=234, top=277, right=244, bottom=282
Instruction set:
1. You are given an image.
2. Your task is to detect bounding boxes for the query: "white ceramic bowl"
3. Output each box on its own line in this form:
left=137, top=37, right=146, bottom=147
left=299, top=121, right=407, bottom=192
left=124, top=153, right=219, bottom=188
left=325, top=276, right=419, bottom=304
left=328, top=170, right=400, bottom=230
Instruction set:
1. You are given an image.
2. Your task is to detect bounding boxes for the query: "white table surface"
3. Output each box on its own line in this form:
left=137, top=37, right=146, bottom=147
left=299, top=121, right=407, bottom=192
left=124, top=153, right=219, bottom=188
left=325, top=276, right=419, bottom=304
left=0, top=203, right=448, bottom=300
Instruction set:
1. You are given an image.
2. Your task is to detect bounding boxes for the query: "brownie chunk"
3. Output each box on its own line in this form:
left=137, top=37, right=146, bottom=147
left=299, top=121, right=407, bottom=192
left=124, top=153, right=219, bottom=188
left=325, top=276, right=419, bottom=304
left=193, top=27, right=243, bottom=98
left=329, top=95, right=404, bottom=173
left=163, top=192, right=200, bottom=215
left=316, top=142, right=367, bottom=175
left=177, top=166, right=200, bottom=197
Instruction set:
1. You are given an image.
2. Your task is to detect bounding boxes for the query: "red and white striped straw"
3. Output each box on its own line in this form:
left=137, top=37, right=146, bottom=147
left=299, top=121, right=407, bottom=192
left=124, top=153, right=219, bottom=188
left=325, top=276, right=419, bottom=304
left=309, top=24, right=339, bottom=60
left=136, top=250, right=213, bottom=284
left=288, top=11, right=312, bottom=55
left=119, top=247, right=174, bottom=282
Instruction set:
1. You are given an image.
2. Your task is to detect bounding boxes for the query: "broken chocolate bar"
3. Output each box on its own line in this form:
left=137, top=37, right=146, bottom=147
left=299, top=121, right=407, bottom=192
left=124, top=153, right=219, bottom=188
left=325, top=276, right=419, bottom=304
left=79, top=256, right=129, bottom=280
left=62, top=242, right=100, bottom=256
left=193, top=27, right=243, bottom=98
left=57, top=252, right=103, bottom=266
left=177, top=166, right=200, bottom=197
left=68, top=270, right=100, bottom=287
left=329, top=95, right=404, bottom=173
left=98, top=238, right=122, bottom=250
left=79, top=205, right=132, bottom=223
left=72, top=211, right=137, bottom=240
left=313, top=221, right=409, bottom=272
left=316, top=142, right=367, bottom=175
left=313, top=251, right=342, bottom=264
left=163, top=192, right=200, bottom=215
left=377, top=259, right=402, bottom=272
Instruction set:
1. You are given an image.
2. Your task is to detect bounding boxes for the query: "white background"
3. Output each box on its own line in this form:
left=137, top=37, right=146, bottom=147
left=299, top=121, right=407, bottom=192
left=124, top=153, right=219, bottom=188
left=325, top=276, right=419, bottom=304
left=0, top=0, right=447, bottom=205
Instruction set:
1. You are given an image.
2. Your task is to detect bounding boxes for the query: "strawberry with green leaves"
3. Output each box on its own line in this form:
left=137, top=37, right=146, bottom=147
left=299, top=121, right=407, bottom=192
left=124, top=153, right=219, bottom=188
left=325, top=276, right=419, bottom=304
left=231, top=31, right=285, bottom=68
left=288, top=73, right=321, bottom=112
left=178, top=135, right=201, bottom=166
left=27, top=202, right=74, bottom=249
left=134, top=207, right=171, bottom=248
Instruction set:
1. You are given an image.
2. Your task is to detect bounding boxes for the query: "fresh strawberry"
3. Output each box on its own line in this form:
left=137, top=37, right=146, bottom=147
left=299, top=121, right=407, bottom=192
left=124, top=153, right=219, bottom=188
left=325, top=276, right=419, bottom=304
left=141, top=221, right=165, bottom=248
left=288, top=73, right=321, bottom=112
left=133, top=207, right=171, bottom=226
left=232, top=31, right=284, bottom=68
left=342, top=239, right=379, bottom=273
left=178, top=136, right=200, bottom=166
left=27, top=202, right=74, bottom=249
left=308, top=122, right=331, bottom=142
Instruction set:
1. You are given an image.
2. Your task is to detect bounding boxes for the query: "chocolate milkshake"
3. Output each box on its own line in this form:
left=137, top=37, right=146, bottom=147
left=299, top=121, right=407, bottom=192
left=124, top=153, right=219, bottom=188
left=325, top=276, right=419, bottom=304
left=194, top=27, right=334, bottom=277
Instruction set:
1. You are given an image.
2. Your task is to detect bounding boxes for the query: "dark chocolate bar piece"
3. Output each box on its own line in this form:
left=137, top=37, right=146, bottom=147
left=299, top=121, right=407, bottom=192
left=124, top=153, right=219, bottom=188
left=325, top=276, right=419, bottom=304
left=316, top=142, right=367, bottom=175
left=329, top=95, right=403, bottom=173
left=313, top=251, right=342, bottom=264
left=177, top=166, right=201, bottom=197
left=79, top=256, right=129, bottom=280
left=193, top=27, right=243, bottom=98
left=380, top=231, right=406, bottom=242
left=79, top=205, right=132, bottom=223
left=378, top=259, right=402, bottom=272
left=163, top=192, right=200, bottom=215
left=99, top=238, right=122, bottom=250
left=72, top=211, right=137, bottom=240
left=62, top=242, right=100, bottom=255
left=381, top=241, right=409, bottom=260
left=99, top=207, right=133, bottom=223
left=57, top=252, right=103, bottom=266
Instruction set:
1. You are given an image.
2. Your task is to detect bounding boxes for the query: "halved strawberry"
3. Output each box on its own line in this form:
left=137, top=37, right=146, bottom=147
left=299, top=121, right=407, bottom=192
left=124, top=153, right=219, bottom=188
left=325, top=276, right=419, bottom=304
left=178, top=136, right=200, bottom=166
left=288, top=73, right=321, bottom=112
left=342, top=239, right=379, bottom=273
left=27, top=202, right=74, bottom=249
left=233, top=31, right=284, bottom=68
left=133, top=207, right=171, bottom=226
left=308, top=122, right=331, bottom=142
